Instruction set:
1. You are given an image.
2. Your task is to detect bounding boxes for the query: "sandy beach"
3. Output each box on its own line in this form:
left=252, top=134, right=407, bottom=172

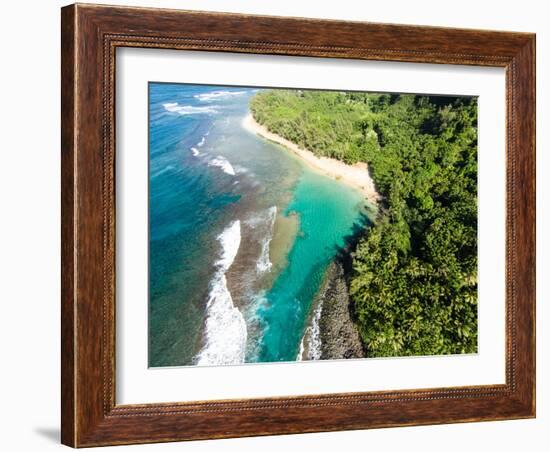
left=242, top=114, right=380, bottom=204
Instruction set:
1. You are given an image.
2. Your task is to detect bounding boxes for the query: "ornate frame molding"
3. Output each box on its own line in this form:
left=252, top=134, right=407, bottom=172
left=61, top=4, right=535, bottom=447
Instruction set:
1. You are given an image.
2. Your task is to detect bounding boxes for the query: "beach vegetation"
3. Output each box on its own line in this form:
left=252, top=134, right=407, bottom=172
left=251, top=90, right=478, bottom=357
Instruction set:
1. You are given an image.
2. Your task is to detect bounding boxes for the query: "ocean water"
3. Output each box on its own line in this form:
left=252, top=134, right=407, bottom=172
left=149, top=83, right=371, bottom=367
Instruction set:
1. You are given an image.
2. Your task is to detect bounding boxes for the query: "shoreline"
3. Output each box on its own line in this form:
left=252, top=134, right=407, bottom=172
left=299, top=260, right=365, bottom=361
left=242, top=114, right=380, bottom=205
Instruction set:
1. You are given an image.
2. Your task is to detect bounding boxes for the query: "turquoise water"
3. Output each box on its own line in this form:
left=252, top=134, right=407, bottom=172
left=149, top=83, right=371, bottom=367
left=256, top=169, right=368, bottom=361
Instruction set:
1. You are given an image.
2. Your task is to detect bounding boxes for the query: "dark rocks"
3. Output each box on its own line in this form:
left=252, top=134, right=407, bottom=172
left=317, top=261, right=365, bottom=360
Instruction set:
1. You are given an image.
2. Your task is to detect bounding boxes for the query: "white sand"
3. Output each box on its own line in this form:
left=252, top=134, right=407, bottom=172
left=242, top=114, right=380, bottom=204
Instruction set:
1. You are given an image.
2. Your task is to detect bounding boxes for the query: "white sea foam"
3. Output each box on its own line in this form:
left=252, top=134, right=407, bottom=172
left=297, top=301, right=323, bottom=361
left=190, top=147, right=200, bottom=157
left=216, top=221, right=242, bottom=271
left=232, top=164, right=249, bottom=175
left=208, top=156, right=236, bottom=176
left=256, top=206, right=277, bottom=273
left=162, top=102, right=218, bottom=115
left=197, top=136, right=206, bottom=147
left=195, top=221, right=247, bottom=366
left=307, top=301, right=323, bottom=360
left=194, top=90, right=247, bottom=102
left=297, top=336, right=305, bottom=361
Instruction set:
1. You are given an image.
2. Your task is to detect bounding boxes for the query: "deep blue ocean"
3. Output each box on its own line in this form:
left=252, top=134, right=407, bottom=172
left=149, top=83, right=370, bottom=367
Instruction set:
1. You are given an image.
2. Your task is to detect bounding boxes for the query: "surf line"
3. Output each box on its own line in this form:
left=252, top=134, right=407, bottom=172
left=195, top=220, right=247, bottom=365
left=256, top=206, right=277, bottom=273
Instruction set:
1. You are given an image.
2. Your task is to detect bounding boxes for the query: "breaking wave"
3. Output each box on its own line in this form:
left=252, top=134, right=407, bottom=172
left=163, top=102, right=218, bottom=115
left=256, top=206, right=277, bottom=273
left=194, top=90, right=247, bottom=102
left=208, top=156, right=235, bottom=176
left=232, top=164, right=249, bottom=175
left=297, top=301, right=323, bottom=361
left=190, top=136, right=207, bottom=157
left=195, top=221, right=247, bottom=366
left=297, top=336, right=305, bottom=361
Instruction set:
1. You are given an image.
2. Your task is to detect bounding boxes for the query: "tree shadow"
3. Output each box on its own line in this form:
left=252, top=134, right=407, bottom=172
left=334, top=210, right=374, bottom=274
left=330, top=210, right=376, bottom=334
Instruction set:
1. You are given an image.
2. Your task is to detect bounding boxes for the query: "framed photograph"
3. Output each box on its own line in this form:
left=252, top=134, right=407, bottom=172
left=61, top=3, right=536, bottom=447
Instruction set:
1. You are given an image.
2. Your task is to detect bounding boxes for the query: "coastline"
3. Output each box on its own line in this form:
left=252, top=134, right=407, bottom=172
left=318, top=261, right=365, bottom=360
left=242, top=114, right=380, bottom=205
left=299, top=261, right=365, bottom=361
left=242, top=111, right=372, bottom=361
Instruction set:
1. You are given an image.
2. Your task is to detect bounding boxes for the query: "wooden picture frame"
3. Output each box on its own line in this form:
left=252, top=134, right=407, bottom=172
left=61, top=3, right=536, bottom=447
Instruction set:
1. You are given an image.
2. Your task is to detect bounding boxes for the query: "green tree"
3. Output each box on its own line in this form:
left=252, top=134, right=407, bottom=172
left=251, top=90, right=478, bottom=357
